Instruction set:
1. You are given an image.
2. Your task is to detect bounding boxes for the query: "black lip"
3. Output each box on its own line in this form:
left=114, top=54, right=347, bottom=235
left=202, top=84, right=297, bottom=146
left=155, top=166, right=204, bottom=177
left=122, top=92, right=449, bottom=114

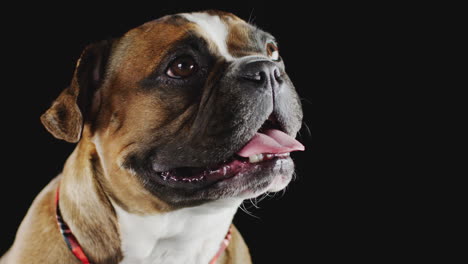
left=130, top=155, right=294, bottom=207
left=150, top=155, right=291, bottom=189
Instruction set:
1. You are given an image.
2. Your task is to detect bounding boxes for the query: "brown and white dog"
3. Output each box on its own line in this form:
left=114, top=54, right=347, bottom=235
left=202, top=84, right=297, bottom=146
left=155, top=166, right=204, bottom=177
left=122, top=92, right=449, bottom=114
left=1, top=10, right=304, bottom=264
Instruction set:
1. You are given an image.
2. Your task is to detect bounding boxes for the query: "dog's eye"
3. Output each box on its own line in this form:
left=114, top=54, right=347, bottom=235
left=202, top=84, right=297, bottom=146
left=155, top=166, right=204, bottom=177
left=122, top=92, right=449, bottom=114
left=166, top=56, right=198, bottom=78
left=266, top=43, right=280, bottom=61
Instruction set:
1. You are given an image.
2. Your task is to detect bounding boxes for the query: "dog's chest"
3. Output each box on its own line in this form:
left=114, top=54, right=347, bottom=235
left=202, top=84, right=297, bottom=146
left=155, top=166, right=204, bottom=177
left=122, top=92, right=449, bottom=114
left=114, top=199, right=240, bottom=264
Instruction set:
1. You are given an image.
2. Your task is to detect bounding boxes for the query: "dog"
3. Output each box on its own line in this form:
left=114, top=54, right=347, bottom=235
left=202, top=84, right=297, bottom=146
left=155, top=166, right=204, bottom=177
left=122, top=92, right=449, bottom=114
left=1, top=10, right=304, bottom=264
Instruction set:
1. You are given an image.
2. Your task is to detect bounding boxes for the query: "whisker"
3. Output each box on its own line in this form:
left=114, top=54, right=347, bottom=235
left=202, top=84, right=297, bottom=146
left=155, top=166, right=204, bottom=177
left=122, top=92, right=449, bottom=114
left=302, top=121, right=312, bottom=138
left=239, top=201, right=259, bottom=219
left=249, top=198, right=260, bottom=209
left=300, top=97, right=312, bottom=105
left=255, top=193, right=270, bottom=203
left=248, top=8, right=256, bottom=24
left=280, top=188, right=287, bottom=198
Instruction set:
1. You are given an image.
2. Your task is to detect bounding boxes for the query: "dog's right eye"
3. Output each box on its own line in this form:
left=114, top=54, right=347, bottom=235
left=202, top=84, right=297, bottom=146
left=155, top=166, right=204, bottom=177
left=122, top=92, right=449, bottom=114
left=166, top=56, right=198, bottom=79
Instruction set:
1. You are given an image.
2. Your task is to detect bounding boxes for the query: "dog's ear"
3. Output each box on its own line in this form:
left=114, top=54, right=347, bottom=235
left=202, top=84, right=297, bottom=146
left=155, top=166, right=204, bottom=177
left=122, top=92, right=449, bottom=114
left=41, top=40, right=113, bottom=143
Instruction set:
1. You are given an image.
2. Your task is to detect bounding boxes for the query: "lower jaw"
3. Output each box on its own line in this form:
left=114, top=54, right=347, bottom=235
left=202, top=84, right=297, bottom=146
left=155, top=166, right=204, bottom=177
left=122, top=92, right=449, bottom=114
left=139, top=157, right=295, bottom=206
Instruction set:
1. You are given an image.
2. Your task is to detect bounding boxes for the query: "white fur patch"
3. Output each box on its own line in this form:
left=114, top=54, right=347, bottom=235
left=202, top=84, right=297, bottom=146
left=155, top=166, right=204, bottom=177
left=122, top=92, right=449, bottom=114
left=115, top=199, right=241, bottom=264
left=182, top=12, right=234, bottom=61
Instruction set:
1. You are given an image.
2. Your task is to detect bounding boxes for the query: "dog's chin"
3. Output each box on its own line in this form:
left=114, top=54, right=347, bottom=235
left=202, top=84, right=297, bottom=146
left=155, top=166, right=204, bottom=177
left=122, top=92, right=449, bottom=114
left=132, top=155, right=295, bottom=207
left=230, top=157, right=294, bottom=199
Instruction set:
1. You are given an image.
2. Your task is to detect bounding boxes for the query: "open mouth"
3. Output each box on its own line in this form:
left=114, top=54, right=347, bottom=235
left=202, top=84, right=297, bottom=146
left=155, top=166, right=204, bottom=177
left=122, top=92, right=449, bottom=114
left=155, top=115, right=305, bottom=185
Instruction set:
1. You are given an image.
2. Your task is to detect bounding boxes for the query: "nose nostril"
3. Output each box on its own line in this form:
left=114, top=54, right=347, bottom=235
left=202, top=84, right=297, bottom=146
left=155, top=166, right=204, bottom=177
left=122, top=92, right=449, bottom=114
left=242, top=71, right=265, bottom=83
left=240, top=60, right=282, bottom=87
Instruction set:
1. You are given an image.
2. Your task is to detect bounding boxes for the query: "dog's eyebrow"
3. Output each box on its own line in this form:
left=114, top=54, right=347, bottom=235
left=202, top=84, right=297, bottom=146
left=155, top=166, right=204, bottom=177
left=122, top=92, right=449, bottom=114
left=161, top=34, right=212, bottom=63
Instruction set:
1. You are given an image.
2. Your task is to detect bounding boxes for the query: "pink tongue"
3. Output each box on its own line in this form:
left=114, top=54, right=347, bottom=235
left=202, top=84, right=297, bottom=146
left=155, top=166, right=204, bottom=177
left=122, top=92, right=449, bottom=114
left=236, top=129, right=305, bottom=157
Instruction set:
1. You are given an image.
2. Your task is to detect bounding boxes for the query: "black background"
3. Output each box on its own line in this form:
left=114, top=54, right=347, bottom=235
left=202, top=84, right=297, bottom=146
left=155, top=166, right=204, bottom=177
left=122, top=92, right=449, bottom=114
left=0, top=3, right=408, bottom=263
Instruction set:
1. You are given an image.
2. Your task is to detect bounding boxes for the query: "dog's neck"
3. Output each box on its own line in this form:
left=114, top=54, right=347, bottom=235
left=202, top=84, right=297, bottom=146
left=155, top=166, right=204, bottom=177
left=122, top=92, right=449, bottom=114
left=59, top=139, right=241, bottom=264
left=59, top=140, right=123, bottom=263
left=114, top=199, right=240, bottom=264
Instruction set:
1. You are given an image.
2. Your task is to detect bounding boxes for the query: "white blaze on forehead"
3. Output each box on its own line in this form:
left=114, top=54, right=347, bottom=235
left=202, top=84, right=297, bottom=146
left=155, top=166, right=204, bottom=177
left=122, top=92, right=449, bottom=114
left=182, top=12, right=235, bottom=61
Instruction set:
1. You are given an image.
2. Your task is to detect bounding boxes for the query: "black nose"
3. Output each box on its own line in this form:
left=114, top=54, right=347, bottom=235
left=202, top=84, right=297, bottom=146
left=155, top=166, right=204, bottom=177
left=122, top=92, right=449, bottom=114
left=240, top=60, right=283, bottom=88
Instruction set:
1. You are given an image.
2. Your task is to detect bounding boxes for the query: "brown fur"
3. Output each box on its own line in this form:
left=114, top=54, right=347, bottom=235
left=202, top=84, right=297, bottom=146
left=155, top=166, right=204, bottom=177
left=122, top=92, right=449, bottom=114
left=1, top=177, right=80, bottom=263
left=89, top=21, right=196, bottom=214
left=227, top=22, right=258, bottom=58
left=218, top=226, right=253, bottom=264
left=2, top=13, right=256, bottom=264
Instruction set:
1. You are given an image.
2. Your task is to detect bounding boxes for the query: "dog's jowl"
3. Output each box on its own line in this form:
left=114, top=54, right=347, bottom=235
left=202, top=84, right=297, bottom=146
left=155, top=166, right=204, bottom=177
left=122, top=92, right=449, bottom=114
left=1, top=10, right=304, bottom=264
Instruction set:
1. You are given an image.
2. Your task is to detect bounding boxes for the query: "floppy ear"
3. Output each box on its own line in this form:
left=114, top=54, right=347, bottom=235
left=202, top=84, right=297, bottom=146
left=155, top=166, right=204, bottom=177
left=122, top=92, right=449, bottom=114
left=41, top=40, right=113, bottom=143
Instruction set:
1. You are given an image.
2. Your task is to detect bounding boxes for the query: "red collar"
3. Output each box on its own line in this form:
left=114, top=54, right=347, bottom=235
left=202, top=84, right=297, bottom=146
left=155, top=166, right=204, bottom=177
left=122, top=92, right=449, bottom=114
left=55, top=186, right=232, bottom=264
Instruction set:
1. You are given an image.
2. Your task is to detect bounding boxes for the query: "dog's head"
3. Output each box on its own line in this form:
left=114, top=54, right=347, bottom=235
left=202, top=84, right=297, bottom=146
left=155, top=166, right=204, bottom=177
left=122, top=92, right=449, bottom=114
left=41, top=11, right=304, bottom=212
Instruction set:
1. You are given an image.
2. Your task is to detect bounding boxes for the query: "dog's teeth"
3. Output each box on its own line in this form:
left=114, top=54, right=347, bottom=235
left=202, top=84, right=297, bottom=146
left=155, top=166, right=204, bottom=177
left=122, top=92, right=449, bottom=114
left=248, top=154, right=264, bottom=163
left=248, top=154, right=257, bottom=163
